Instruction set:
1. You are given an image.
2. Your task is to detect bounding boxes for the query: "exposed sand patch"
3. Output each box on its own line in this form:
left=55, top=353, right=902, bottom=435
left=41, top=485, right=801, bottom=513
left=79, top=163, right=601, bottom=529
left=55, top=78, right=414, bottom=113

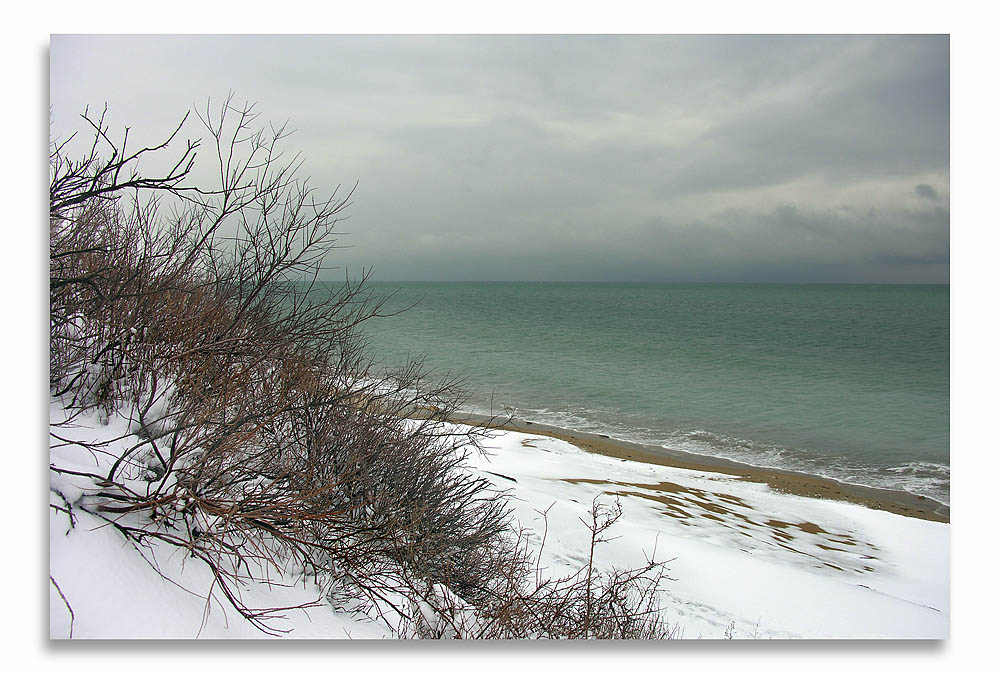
left=562, top=476, right=883, bottom=575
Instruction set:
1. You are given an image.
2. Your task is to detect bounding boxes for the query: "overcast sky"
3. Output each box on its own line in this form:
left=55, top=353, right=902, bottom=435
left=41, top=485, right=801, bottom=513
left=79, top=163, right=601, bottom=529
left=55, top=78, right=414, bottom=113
left=50, top=34, right=949, bottom=283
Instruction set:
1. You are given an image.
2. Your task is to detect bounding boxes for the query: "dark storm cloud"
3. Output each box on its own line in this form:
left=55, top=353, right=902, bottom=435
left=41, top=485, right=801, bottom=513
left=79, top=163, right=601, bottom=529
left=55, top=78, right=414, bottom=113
left=49, top=34, right=949, bottom=283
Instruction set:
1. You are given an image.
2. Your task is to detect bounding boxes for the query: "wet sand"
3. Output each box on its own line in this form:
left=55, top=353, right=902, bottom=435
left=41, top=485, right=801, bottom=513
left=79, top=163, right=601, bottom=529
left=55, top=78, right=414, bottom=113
left=450, top=413, right=949, bottom=524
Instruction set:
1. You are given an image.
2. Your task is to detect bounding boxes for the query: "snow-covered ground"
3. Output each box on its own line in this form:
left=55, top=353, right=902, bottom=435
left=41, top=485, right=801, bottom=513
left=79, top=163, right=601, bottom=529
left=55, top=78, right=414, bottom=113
left=49, top=400, right=399, bottom=639
left=49, top=403, right=948, bottom=639
left=465, top=427, right=949, bottom=639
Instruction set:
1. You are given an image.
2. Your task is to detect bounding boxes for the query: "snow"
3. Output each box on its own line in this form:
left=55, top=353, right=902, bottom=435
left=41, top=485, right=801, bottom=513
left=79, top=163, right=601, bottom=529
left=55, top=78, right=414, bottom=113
left=49, top=504, right=394, bottom=639
left=48, top=399, right=398, bottom=639
left=464, top=427, right=949, bottom=639
left=48, top=400, right=948, bottom=639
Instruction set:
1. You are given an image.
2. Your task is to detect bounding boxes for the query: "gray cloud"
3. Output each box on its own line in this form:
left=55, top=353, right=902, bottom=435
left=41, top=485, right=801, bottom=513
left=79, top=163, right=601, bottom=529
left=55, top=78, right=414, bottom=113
left=915, top=184, right=942, bottom=201
left=50, top=34, right=949, bottom=283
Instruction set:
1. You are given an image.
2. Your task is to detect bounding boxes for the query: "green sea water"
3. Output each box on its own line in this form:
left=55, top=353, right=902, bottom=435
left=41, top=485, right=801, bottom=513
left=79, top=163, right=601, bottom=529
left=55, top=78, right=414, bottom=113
left=353, top=282, right=949, bottom=504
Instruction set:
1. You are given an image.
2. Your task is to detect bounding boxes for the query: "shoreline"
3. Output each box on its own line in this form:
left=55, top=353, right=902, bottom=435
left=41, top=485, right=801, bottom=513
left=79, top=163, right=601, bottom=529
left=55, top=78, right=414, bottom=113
left=450, top=413, right=950, bottom=524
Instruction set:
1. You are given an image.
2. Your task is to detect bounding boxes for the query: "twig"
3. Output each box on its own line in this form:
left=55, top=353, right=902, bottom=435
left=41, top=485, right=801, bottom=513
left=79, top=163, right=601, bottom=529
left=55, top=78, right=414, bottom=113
left=50, top=575, right=75, bottom=638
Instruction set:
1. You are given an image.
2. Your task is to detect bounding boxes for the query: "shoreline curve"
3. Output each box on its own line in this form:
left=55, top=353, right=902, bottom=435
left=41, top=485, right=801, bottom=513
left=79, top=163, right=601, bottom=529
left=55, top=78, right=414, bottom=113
left=449, top=412, right=950, bottom=524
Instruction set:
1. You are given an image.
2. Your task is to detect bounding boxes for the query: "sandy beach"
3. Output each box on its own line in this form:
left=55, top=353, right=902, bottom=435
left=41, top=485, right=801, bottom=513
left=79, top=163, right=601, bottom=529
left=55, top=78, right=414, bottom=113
left=452, top=413, right=949, bottom=524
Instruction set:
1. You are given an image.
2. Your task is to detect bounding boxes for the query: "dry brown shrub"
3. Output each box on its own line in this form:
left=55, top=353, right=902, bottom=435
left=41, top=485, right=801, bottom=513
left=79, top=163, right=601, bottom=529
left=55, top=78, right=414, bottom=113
left=50, top=97, right=675, bottom=638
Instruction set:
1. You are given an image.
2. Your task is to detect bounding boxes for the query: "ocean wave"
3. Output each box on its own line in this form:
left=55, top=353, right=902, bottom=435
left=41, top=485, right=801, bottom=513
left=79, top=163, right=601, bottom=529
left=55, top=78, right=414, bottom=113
left=664, top=430, right=950, bottom=505
left=884, top=461, right=951, bottom=477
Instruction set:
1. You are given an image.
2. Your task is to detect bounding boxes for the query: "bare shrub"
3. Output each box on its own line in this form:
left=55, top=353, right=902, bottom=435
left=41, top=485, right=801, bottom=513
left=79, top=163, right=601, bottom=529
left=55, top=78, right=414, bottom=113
left=466, top=498, right=677, bottom=639
left=49, top=97, right=676, bottom=638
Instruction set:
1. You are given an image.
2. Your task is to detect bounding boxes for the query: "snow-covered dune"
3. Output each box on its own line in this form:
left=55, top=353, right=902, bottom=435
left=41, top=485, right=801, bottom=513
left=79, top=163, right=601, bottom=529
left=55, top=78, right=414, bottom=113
left=49, top=404, right=948, bottom=639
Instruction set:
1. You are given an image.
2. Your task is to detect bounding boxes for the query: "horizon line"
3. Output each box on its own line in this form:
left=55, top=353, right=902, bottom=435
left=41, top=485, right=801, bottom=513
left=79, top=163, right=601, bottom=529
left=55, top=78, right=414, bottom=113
left=324, top=279, right=951, bottom=286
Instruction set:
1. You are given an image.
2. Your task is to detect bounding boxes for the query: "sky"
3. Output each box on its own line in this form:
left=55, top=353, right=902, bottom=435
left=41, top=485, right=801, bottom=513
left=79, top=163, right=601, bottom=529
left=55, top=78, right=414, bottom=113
left=16, top=13, right=997, bottom=670
left=49, top=34, right=949, bottom=283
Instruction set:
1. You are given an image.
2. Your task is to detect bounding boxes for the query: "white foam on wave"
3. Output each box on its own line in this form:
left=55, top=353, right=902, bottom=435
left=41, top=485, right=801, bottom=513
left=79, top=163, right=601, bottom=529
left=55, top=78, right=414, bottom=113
left=462, top=399, right=952, bottom=506
left=666, top=431, right=952, bottom=506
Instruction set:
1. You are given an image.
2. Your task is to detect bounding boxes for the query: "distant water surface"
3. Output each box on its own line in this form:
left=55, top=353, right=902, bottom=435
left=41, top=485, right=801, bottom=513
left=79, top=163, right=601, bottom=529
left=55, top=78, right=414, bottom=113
left=346, top=282, right=949, bottom=504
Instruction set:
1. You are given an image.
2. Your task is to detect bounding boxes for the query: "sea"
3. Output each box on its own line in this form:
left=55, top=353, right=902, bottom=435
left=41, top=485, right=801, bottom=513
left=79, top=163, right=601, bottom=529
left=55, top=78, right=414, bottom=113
left=349, top=282, right=949, bottom=505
